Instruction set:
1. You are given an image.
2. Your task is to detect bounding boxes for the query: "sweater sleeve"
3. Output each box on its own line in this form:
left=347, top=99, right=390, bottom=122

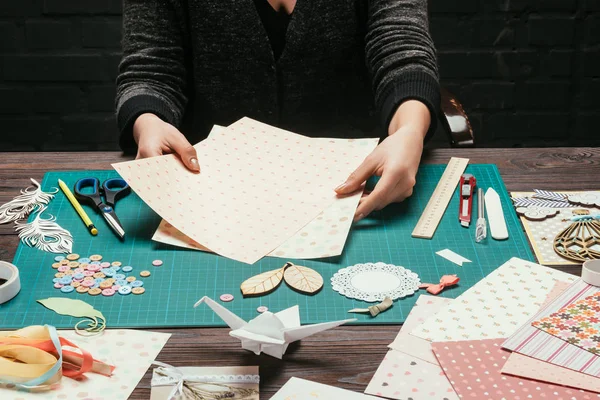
left=365, top=0, right=440, bottom=142
left=116, top=0, right=190, bottom=153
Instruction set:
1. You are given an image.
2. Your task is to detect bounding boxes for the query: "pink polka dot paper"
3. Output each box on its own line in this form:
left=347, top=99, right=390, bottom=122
left=114, top=119, right=378, bottom=264
left=432, top=339, right=600, bottom=400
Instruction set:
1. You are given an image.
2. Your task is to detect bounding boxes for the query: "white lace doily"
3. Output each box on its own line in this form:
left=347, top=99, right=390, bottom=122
left=331, top=262, right=420, bottom=302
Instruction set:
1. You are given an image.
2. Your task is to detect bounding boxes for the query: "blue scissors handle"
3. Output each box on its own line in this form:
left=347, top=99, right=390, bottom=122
left=74, top=177, right=103, bottom=207
left=74, top=177, right=130, bottom=208
left=102, top=178, right=131, bottom=207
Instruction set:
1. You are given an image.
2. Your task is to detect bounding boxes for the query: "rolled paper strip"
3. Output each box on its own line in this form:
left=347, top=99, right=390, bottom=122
left=347, top=296, right=394, bottom=317
left=419, top=274, right=460, bottom=295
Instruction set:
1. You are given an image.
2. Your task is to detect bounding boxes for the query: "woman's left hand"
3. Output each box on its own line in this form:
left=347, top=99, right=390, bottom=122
left=335, top=127, right=424, bottom=221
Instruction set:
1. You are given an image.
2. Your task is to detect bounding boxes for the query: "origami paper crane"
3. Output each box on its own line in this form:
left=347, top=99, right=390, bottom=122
left=194, top=296, right=355, bottom=359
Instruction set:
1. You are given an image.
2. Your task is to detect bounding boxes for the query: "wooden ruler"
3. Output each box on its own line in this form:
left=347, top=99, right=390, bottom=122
left=412, top=157, right=470, bottom=239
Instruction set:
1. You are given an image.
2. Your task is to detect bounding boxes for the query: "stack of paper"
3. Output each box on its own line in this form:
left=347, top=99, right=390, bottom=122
left=114, top=118, right=378, bottom=264
left=389, top=257, right=600, bottom=400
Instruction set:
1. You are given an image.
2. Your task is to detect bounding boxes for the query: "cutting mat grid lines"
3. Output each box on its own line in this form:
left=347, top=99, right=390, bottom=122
left=1, top=166, right=534, bottom=328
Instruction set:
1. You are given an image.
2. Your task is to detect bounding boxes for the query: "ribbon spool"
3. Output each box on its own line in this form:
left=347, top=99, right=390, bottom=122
left=582, top=259, right=600, bottom=286
left=0, top=261, right=21, bottom=304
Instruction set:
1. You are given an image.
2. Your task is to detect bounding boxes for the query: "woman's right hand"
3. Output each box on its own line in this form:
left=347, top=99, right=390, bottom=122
left=133, top=113, right=200, bottom=172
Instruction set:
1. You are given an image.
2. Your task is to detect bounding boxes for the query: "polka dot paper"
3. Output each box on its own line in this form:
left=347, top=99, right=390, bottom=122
left=411, top=257, right=576, bottom=342
left=432, top=339, right=600, bottom=400
left=152, top=190, right=363, bottom=259
left=113, top=118, right=378, bottom=264
left=365, top=349, right=458, bottom=400
left=0, top=329, right=171, bottom=400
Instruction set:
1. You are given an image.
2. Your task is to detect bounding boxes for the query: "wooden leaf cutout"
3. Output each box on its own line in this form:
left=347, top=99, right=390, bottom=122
left=283, top=263, right=324, bottom=294
left=240, top=267, right=285, bottom=296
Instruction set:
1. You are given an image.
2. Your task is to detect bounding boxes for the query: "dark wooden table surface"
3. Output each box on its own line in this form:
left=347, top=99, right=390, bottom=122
left=1, top=148, right=598, bottom=399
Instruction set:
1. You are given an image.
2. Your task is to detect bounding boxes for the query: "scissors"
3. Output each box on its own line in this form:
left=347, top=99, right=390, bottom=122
left=74, top=177, right=131, bottom=239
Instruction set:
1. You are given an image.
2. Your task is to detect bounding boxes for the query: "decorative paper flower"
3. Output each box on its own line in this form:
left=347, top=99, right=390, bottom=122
left=515, top=205, right=559, bottom=220
left=568, top=193, right=600, bottom=208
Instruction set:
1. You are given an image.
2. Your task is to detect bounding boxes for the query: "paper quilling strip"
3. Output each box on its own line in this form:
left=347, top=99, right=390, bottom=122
left=15, top=206, right=73, bottom=254
left=0, top=178, right=57, bottom=224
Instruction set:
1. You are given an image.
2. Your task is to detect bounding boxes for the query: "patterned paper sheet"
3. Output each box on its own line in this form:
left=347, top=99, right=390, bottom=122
left=365, top=350, right=458, bottom=400
left=503, top=279, right=600, bottom=377
left=499, top=280, right=600, bottom=393
left=388, top=295, right=453, bottom=365
left=152, top=192, right=363, bottom=259
left=114, top=118, right=377, bottom=264
left=533, top=291, right=600, bottom=356
left=433, top=339, right=600, bottom=400
left=411, top=257, right=576, bottom=341
left=365, top=295, right=458, bottom=400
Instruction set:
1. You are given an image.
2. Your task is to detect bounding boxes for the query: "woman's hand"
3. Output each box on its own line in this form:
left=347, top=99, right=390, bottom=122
left=133, top=113, right=200, bottom=172
left=335, top=100, right=430, bottom=221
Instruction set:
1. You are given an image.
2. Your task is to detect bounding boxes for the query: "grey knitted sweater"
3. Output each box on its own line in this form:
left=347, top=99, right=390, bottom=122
left=116, top=0, right=439, bottom=152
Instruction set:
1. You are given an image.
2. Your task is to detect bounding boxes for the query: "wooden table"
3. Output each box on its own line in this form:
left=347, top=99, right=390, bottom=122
left=1, top=148, right=598, bottom=399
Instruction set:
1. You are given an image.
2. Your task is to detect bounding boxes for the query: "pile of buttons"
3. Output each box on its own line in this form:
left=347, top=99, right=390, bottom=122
left=52, top=253, right=149, bottom=297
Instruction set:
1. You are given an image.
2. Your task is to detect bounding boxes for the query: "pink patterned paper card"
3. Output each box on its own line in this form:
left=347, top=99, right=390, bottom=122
left=541, top=280, right=572, bottom=308
left=113, top=118, right=377, bottom=264
left=432, top=338, right=600, bottom=400
left=503, top=279, right=600, bottom=377
left=365, top=349, right=458, bottom=400
left=502, top=352, right=600, bottom=393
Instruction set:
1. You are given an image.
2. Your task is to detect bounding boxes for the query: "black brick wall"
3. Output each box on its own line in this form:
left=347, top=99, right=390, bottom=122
left=0, top=0, right=599, bottom=150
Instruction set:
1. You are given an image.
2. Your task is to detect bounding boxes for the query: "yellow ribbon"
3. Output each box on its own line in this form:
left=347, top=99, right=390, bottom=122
left=0, top=325, right=114, bottom=391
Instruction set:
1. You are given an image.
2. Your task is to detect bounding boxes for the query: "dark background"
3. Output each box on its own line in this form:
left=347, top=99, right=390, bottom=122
left=0, top=0, right=598, bottom=151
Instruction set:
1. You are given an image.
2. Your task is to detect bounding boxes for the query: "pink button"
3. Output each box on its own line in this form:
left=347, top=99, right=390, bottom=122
left=219, top=294, right=234, bottom=302
left=102, top=288, right=115, bottom=296
left=73, top=268, right=84, bottom=274
left=152, top=259, right=163, bottom=267
left=53, top=283, right=63, bottom=289
left=81, top=280, right=95, bottom=287
left=112, top=285, right=121, bottom=290
left=58, top=266, right=70, bottom=272
left=257, top=306, right=269, bottom=313
left=83, top=271, right=95, bottom=277
left=100, top=262, right=111, bottom=268
left=87, top=265, right=101, bottom=272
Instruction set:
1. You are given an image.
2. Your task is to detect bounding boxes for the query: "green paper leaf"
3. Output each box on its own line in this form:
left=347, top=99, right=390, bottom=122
left=37, top=297, right=106, bottom=333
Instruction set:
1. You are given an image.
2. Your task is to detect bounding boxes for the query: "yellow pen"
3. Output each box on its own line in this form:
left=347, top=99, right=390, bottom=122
left=57, top=179, right=98, bottom=236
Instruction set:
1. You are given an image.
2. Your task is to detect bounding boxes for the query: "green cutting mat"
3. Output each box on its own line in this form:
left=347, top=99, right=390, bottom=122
left=1, top=165, right=534, bottom=329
